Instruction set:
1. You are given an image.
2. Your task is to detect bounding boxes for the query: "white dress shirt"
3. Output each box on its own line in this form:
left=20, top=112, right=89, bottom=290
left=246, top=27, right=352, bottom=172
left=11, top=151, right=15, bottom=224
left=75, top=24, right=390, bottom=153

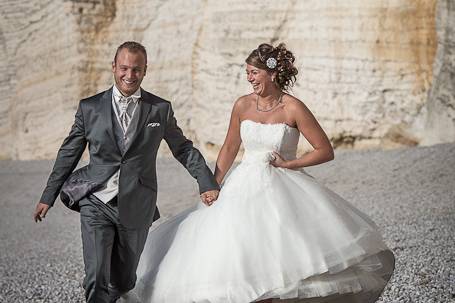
left=93, top=85, right=140, bottom=203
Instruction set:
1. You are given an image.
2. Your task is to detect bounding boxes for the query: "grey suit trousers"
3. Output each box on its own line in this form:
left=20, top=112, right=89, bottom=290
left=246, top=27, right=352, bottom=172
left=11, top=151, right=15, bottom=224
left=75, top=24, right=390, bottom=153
left=79, top=195, right=149, bottom=303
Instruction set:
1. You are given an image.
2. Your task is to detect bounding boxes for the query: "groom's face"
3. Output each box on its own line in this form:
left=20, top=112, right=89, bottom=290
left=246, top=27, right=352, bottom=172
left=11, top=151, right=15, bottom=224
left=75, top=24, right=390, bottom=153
left=112, top=48, right=147, bottom=96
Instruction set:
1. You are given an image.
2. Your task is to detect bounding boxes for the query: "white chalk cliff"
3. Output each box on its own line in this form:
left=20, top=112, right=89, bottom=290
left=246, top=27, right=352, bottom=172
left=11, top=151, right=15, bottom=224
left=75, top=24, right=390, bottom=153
left=0, top=0, right=453, bottom=160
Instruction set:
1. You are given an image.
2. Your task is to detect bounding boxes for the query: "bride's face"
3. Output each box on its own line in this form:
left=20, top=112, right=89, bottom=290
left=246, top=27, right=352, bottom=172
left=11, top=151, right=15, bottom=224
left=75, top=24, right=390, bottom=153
left=246, top=64, right=274, bottom=96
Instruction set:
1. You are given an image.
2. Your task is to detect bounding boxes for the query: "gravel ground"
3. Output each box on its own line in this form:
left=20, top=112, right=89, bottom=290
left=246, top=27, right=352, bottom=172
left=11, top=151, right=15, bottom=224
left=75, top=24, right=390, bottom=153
left=0, top=143, right=454, bottom=303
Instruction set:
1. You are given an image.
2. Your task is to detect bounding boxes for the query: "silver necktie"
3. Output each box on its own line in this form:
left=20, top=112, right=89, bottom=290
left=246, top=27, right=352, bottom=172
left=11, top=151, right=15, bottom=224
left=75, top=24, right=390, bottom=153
left=118, top=96, right=134, bottom=133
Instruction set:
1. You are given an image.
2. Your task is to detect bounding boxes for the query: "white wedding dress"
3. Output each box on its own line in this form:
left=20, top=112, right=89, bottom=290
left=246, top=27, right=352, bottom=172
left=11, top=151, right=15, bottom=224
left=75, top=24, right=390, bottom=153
left=125, top=120, right=395, bottom=303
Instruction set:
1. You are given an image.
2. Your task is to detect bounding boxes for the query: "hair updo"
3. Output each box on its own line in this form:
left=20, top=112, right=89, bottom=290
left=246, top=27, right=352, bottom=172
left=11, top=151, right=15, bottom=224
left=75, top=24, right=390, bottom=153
left=245, top=43, right=298, bottom=91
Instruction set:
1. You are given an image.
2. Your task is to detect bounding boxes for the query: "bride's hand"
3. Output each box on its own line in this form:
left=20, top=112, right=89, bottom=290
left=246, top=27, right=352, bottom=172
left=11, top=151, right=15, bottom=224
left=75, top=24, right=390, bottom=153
left=200, top=190, right=219, bottom=206
left=270, top=152, right=288, bottom=168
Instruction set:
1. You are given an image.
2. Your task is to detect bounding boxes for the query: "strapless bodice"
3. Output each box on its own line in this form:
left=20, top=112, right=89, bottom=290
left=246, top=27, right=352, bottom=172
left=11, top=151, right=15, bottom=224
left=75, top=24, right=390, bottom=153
left=240, top=120, right=300, bottom=164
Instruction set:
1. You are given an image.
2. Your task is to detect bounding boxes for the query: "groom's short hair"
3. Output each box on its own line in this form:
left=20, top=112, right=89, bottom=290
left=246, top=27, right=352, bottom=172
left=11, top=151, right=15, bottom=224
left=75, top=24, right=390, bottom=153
left=114, top=41, right=147, bottom=64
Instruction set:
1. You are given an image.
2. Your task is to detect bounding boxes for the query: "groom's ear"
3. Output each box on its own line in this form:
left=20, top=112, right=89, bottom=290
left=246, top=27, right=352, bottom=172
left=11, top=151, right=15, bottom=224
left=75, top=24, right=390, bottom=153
left=143, top=64, right=147, bottom=76
left=112, top=61, right=116, bottom=73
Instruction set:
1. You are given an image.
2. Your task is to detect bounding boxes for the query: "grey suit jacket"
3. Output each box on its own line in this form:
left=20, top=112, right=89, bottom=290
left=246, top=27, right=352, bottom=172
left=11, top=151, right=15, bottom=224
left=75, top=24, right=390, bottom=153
left=40, top=87, right=219, bottom=229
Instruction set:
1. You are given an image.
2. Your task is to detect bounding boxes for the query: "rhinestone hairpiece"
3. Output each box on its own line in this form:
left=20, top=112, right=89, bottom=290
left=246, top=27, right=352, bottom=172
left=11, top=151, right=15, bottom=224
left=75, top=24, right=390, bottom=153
left=266, top=57, right=277, bottom=69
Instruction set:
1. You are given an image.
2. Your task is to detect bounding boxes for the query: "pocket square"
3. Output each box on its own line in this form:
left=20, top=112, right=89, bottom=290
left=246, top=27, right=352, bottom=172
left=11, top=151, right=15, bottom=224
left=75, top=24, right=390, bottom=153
left=147, top=122, right=160, bottom=127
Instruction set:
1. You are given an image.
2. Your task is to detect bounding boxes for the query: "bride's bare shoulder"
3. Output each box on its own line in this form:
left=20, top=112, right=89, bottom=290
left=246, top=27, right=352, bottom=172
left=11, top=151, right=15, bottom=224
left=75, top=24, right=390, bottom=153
left=283, top=94, right=313, bottom=114
left=233, top=94, right=255, bottom=112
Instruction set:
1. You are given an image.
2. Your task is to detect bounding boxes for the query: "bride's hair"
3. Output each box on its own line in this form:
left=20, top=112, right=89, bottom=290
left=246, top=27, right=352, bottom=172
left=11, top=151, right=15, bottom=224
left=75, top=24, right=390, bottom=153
left=245, top=43, right=298, bottom=91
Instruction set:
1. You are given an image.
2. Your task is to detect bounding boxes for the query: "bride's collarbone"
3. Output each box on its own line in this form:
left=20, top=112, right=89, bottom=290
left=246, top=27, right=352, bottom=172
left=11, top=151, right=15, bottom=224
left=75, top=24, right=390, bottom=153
left=243, top=100, right=295, bottom=126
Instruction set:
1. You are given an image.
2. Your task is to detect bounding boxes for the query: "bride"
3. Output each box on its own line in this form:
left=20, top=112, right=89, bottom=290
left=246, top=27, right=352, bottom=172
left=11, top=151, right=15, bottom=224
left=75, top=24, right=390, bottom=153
left=126, top=43, right=395, bottom=303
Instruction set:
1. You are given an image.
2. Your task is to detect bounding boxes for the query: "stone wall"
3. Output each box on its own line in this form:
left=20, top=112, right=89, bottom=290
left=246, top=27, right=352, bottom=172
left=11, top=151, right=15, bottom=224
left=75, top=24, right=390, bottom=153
left=0, top=0, right=452, bottom=160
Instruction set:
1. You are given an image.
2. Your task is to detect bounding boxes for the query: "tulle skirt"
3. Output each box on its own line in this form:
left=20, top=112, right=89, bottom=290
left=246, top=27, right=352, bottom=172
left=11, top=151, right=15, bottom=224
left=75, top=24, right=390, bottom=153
left=125, top=161, right=395, bottom=303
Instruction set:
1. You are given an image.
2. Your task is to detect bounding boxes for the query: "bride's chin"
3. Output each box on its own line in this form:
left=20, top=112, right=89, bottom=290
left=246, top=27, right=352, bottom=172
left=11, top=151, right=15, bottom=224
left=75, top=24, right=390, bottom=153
left=253, top=88, right=263, bottom=96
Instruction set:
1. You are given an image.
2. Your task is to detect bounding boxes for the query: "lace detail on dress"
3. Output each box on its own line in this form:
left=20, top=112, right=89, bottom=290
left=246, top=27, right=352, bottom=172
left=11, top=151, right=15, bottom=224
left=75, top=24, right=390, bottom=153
left=240, top=120, right=300, bottom=164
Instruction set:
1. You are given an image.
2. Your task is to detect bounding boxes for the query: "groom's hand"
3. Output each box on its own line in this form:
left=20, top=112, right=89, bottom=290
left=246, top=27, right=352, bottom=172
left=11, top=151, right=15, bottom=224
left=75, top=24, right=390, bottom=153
left=33, top=202, right=50, bottom=222
left=200, top=190, right=219, bottom=206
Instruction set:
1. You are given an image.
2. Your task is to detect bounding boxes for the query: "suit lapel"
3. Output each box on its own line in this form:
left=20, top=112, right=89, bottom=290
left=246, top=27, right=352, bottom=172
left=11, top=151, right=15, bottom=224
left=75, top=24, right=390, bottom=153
left=123, top=89, right=154, bottom=155
left=99, top=88, right=122, bottom=154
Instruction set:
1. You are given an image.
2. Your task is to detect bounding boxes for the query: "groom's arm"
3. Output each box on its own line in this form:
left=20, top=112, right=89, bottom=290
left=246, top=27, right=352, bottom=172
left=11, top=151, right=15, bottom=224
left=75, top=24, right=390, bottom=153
left=163, top=104, right=220, bottom=196
left=34, top=102, right=87, bottom=221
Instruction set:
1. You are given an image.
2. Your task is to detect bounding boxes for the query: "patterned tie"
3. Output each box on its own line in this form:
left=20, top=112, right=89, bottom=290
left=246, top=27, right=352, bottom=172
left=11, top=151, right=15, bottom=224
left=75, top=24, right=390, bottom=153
left=118, top=96, right=134, bottom=133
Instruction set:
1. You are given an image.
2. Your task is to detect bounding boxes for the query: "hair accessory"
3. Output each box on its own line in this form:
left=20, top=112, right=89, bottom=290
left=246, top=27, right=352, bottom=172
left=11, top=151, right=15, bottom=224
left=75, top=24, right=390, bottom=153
left=266, top=57, right=277, bottom=69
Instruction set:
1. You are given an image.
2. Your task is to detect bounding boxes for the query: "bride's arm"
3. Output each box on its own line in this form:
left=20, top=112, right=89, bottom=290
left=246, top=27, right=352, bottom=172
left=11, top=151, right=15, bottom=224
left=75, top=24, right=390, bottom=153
left=273, top=97, right=334, bottom=169
left=214, top=99, right=243, bottom=185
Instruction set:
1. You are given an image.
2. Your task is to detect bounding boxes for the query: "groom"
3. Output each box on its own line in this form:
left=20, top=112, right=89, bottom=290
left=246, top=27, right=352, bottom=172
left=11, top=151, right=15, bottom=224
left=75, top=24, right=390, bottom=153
left=33, top=41, right=220, bottom=302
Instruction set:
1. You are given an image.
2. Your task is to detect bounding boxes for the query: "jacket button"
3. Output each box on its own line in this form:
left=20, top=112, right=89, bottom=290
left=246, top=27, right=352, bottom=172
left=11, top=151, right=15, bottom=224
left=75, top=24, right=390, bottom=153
left=121, top=160, right=126, bottom=164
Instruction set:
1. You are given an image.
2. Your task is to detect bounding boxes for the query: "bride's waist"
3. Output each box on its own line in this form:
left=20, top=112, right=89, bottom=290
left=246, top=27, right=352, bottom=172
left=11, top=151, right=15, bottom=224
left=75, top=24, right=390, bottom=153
left=241, top=150, right=296, bottom=165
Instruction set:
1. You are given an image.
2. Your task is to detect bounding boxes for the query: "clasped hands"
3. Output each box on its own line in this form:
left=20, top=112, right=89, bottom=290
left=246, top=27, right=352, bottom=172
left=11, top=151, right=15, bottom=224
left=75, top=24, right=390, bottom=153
left=200, top=189, right=219, bottom=206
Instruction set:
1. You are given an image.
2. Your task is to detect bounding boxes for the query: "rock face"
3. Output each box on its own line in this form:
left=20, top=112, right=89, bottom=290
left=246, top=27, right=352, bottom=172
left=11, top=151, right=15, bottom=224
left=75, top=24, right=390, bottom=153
left=414, top=0, right=455, bottom=145
left=0, top=0, right=452, bottom=160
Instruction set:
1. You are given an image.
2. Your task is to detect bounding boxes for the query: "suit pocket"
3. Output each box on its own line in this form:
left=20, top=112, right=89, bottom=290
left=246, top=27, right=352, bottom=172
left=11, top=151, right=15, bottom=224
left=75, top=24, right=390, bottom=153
left=144, top=121, right=164, bottom=135
left=138, top=175, right=157, bottom=191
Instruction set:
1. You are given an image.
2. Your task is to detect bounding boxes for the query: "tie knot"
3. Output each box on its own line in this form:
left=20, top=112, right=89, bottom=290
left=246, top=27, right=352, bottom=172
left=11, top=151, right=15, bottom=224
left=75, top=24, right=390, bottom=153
left=119, top=96, right=134, bottom=112
left=119, top=96, right=134, bottom=103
